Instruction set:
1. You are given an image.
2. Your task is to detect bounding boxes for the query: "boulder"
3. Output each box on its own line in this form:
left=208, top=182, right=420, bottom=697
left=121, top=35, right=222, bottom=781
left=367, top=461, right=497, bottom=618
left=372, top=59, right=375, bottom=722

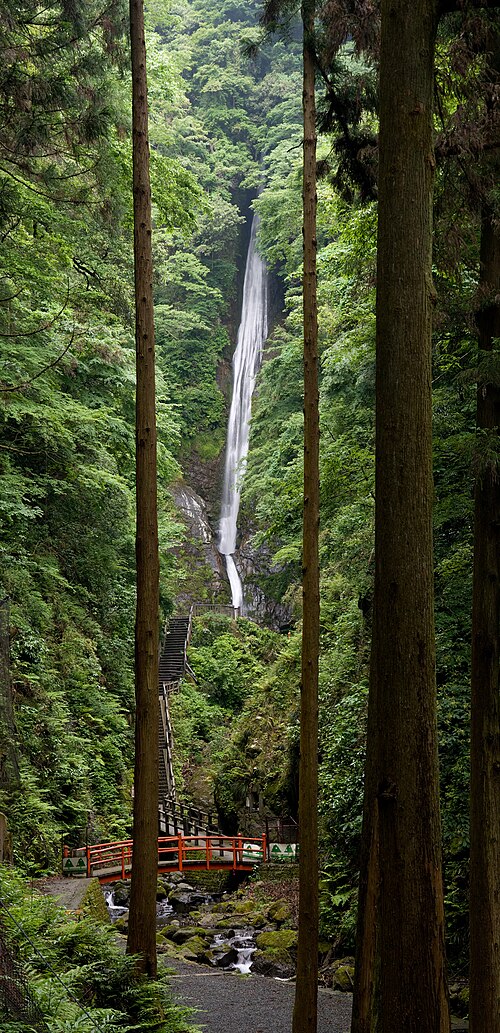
left=171, top=926, right=210, bottom=945
left=159, top=924, right=179, bottom=941
left=216, top=947, right=240, bottom=968
left=255, top=929, right=298, bottom=957
left=112, top=882, right=131, bottom=906
left=333, top=965, right=355, bottom=992
left=182, top=935, right=210, bottom=961
left=168, top=890, right=207, bottom=913
left=252, top=953, right=295, bottom=979
left=267, top=900, right=292, bottom=925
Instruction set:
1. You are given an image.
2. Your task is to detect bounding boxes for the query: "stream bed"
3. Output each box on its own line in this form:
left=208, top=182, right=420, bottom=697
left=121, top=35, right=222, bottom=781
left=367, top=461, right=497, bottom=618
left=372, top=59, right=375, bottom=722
left=105, top=878, right=261, bottom=976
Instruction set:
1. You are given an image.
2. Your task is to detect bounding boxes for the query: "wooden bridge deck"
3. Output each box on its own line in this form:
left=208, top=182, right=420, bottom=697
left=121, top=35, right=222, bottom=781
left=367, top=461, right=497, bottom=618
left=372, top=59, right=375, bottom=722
left=63, top=835, right=266, bottom=884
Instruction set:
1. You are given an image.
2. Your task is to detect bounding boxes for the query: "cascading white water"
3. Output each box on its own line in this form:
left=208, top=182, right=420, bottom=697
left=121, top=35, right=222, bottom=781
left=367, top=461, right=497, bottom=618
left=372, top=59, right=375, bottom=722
left=219, top=215, right=268, bottom=610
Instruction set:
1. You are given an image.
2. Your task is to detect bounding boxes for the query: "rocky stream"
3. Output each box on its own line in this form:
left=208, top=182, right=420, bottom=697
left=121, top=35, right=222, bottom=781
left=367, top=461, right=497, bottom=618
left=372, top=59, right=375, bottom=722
left=105, top=875, right=468, bottom=1032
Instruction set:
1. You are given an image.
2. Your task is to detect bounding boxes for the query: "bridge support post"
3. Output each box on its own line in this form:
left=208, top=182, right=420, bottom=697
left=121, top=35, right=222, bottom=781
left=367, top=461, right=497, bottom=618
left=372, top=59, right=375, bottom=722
left=177, top=834, right=183, bottom=871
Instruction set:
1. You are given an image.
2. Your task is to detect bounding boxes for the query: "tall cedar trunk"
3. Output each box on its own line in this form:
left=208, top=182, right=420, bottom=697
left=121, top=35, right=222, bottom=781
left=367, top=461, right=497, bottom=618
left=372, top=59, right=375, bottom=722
left=364, top=1, right=449, bottom=1029
left=292, top=3, right=319, bottom=1031
left=469, top=39, right=500, bottom=1026
left=126, top=0, right=159, bottom=979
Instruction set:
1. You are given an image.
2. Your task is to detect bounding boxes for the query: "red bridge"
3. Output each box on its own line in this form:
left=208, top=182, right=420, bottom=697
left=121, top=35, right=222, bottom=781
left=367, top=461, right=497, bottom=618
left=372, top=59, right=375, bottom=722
left=63, top=834, right=267, bottom=884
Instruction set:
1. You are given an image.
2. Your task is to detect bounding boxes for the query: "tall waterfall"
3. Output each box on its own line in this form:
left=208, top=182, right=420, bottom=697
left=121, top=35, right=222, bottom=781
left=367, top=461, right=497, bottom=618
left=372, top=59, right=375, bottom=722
left=219, top=216, right=268, bottom=610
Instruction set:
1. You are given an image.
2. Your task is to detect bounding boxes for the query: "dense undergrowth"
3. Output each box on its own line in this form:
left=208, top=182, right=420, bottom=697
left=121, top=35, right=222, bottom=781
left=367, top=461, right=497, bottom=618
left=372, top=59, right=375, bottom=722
left=0, top=0, right=489, bottom=986
left=0, top=867, right=195, bottom=1033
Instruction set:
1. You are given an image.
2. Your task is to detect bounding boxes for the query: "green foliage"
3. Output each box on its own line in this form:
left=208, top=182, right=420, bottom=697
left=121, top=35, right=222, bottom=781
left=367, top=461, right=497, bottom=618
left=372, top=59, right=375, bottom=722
left=0, top=0, right=201, bottom=869
left=0, top=866, right=195, bottom=1032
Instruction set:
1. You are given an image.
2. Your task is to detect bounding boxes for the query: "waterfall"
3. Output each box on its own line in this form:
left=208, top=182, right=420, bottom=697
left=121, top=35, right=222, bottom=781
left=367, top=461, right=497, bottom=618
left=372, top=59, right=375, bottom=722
left=219, top=215, right=268, bottom=610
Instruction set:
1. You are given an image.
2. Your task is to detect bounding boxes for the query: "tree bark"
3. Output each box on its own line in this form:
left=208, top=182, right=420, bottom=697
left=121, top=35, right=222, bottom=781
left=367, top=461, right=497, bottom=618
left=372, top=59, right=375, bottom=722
left=350, top=689, right=379, bottom=1033
left=126, top=0, right=159, bottom=979
left=353, top=1, right=450, bottom=1029
left=469, top=38, right=500, bottom=1032
left=292, top=2, right=319, bottom=1031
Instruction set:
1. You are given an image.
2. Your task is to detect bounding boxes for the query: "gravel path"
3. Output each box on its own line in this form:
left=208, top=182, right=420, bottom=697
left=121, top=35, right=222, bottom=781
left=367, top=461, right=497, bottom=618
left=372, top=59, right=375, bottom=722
left=164, top=956, right=353, bottom=1033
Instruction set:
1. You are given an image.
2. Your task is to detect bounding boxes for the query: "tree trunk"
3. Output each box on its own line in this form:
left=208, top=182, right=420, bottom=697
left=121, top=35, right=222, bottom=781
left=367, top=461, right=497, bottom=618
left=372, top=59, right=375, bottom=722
left=469, top=39, right=500, bottom=1030
left=292, top=2, right=319, bottom=1031
left=350, top=688, right=379, bottom=1033
left=126, top=0, right=159, bottom=980
left=358, top=1, right=449, bottom=1029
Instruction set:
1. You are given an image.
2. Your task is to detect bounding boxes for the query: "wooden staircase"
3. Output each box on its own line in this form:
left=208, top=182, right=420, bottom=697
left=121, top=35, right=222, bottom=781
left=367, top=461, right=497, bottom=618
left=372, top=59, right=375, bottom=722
left=158, top=613, right=193, bottom=818
left=157, top=606, right=237, bottom=835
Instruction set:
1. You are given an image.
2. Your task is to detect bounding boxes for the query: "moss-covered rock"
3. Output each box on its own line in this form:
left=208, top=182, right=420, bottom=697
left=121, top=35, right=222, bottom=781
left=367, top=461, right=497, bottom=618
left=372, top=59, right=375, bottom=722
left=158, top=923, right=179, bottom=941
left=333, top=964, right=354, bottom=992
left=182, top=935, right=210, bottom=960
left=252, top=952, right=295, bottom=979
left=231, top=900, right=257, bottom=915
left=171, top=926, right=211, bottom=945
left=255, top=929, right=298, bottom=960
left=112, top=881, right=131, bottom=906
left=267, top=900, right=292, bottom=924
left=80, top=879, right=110, bottom=924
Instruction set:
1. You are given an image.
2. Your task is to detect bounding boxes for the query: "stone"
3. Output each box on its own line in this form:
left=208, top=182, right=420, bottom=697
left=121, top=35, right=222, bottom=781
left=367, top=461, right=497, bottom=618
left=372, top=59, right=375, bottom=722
left=216, top=948, right=239, bottom=968
left=232, top=900, right=257, bottom=915
left=255, top=929, right=298, bottom=955
left=182, top=935, right=210, bottom=961
left=168, top=890, right=206, bottom=913
left=168, top=872, right=189, bottom=886
left=197, top=913, right=219, bottom=928
left=252, top=953, right=295, bottom=979
left=333, top=965, right=355, bottom=992
left=267, top=901, right=292, bottom=924
left=112, top=882, right=131, bottom=906
left=171, top=926, right=210, bottom=945
left=159, top=924, right=179, bottom=941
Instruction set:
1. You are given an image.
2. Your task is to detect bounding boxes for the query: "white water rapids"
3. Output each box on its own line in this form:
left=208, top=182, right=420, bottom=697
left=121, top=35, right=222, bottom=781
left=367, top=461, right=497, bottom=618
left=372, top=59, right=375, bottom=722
left=219, top=215, right=268, bottom=610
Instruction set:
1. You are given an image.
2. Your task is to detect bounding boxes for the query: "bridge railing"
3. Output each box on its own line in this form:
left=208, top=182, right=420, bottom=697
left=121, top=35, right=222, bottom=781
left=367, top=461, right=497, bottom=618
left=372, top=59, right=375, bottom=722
left=190, top=603, right=240, bottom=619
left=84, top=834, right=267, bottom=882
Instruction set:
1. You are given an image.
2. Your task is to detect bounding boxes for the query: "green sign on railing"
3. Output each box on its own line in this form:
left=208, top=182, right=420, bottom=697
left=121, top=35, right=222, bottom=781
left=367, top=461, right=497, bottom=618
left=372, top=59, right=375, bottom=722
left=63, top=856, right=87, bottom=875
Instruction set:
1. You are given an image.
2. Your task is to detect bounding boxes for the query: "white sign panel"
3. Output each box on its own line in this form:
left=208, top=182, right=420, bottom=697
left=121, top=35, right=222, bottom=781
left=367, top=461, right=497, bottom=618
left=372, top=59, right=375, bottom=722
left=269, top=843, right=299, bottom=861
left=63, top=855, right=87, bottom=876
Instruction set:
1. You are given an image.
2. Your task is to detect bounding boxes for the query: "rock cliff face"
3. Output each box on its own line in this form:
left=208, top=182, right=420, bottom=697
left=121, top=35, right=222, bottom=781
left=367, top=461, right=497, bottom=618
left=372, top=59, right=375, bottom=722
left=170, top=481, right=229, bottom=607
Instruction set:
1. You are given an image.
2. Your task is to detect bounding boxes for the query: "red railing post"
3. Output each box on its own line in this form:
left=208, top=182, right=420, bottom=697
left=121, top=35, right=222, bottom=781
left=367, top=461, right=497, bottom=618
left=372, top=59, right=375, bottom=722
left=86, top=846, right=91, bottom=878
left=121, top=844, right=125, bottom=880
left=232, top=837, right=237, bottom=870
left=178, top=835, right=183, bottom=871
left=237, top=835, right=243, bottom=868
left=206, top=836, right=211, bottom=870
left=262, top=833, right=267, bottom=863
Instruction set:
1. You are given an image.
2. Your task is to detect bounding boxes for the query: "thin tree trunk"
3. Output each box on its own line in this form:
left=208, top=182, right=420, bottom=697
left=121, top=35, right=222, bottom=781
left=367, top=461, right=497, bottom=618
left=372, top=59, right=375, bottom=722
left=469, top=39, right=500, bottom=1027
left=126, top=0, right=159, bottom=979
left=292, top=2, right=319, bottom=1031
left=350, top=689, right=379, bottom=1033
left=364, top=1, right=449, bottom=1029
